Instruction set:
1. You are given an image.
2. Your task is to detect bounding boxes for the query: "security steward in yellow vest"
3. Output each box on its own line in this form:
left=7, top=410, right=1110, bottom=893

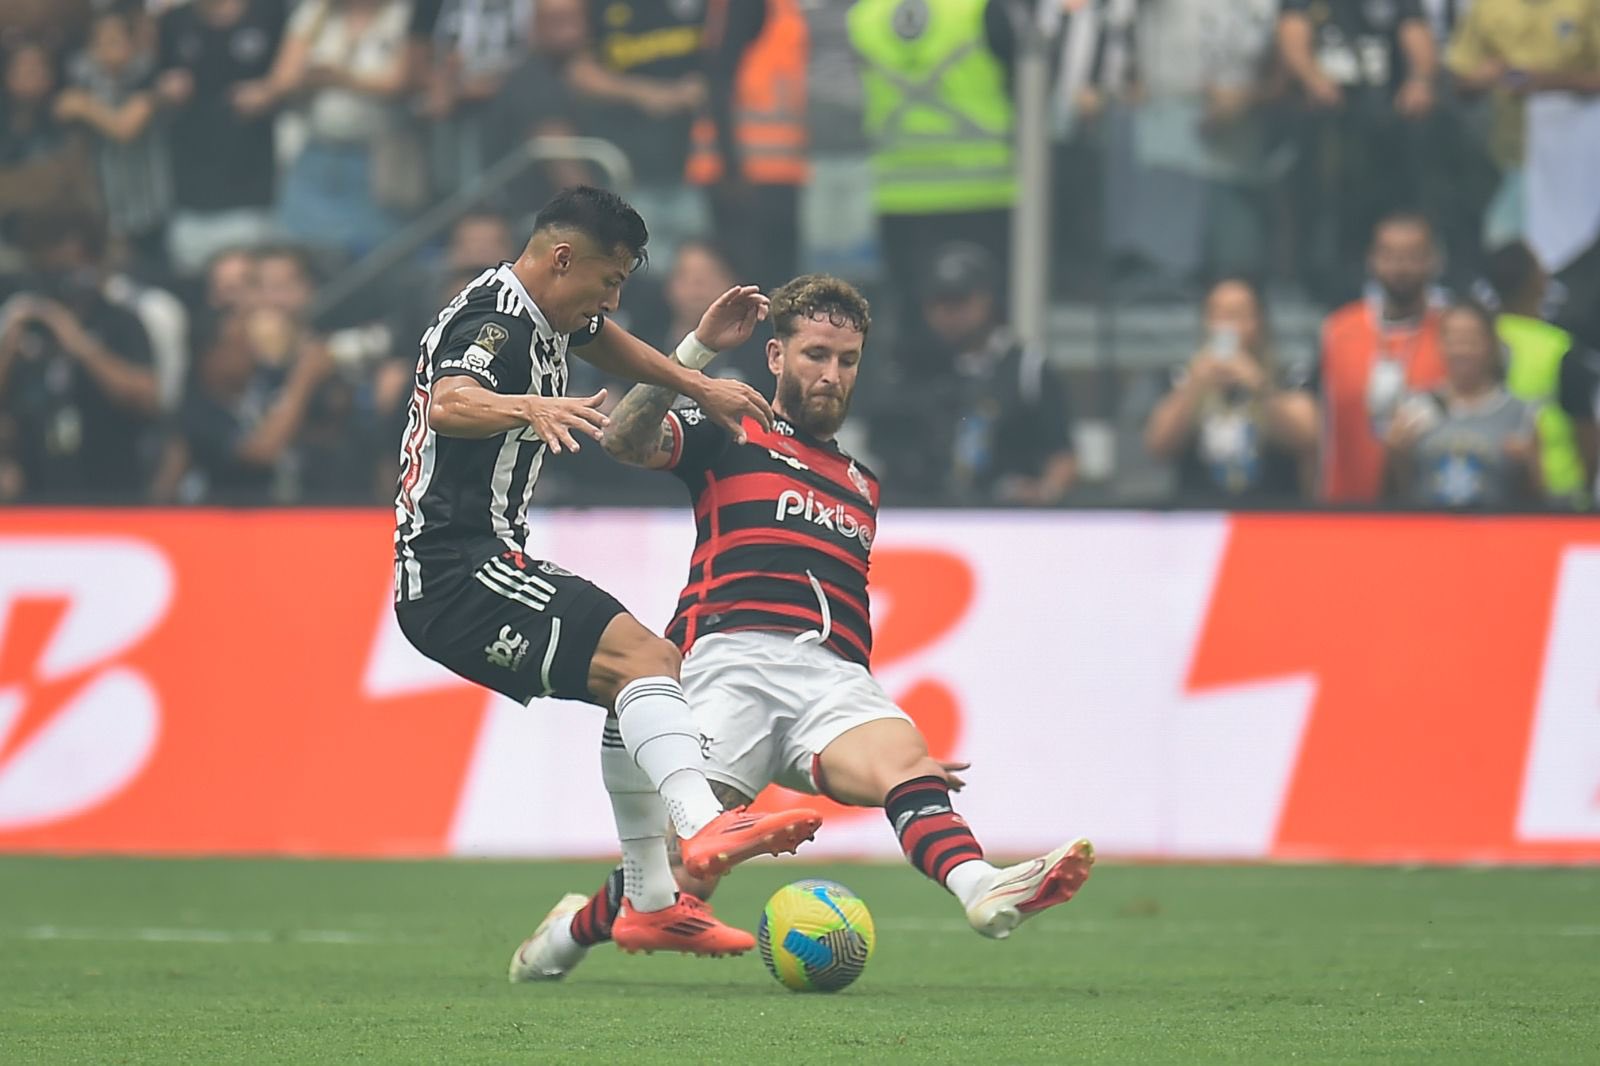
left=1486, top=241, right=1600, bottom=508
left=847, top=0, right=1020, bottom=326
left=689, top=0, right=809, bottom=290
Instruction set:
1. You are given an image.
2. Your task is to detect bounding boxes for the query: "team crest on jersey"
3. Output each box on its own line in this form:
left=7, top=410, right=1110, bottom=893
left=475, top=321, right=510, bottom=355
left=847, top=460, right=870, bottom=496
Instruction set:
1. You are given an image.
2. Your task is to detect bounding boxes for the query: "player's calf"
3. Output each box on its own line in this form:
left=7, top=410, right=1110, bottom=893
left=588, top=614, right=725, bottom=840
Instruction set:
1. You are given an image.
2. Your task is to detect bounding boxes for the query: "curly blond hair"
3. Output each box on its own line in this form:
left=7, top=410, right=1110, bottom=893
left=769, top=274, right=871, bottom=339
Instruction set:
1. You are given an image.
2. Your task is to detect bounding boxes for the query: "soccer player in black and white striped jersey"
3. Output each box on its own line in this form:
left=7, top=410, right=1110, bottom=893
left=393, top=187, right=822, bottom=961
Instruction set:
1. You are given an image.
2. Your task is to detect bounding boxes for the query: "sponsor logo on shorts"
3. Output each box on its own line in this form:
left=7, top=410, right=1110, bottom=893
left=485, top=625, right=530, bottom=670
left=538, top=561, right=575, bottom=579
left=775, top=489, right=873, bottom=550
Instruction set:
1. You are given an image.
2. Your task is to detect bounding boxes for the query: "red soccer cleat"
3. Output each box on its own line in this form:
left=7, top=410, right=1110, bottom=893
left=678, top=805, right=823, bottom=879
left=611, top=893, right=755, bottom=957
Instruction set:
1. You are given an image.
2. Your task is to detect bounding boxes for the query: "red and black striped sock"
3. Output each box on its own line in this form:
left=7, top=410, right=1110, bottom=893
left=568, top=866, right=624, bottom=947
left=884, top=775, right=985, bottom=888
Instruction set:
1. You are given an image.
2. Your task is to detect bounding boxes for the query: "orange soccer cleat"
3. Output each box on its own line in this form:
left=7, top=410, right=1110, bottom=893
left=678, top=805, right=823, bottom=880
left=611, top=893, right=755, bottom=957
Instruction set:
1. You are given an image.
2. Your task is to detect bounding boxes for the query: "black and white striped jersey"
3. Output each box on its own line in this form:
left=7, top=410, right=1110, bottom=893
left=393, top=262, right=599, bottom=600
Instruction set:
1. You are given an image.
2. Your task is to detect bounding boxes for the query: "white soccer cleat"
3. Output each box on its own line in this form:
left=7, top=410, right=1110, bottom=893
left=508, top=892, right=591, bottom=982
left=965, top=838, right=1095, bottom=940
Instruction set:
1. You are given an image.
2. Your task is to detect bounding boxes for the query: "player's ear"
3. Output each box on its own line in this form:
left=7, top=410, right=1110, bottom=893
left=766, top=337, right=782, bottom=376
left=553, top=242, right=573, bottom=274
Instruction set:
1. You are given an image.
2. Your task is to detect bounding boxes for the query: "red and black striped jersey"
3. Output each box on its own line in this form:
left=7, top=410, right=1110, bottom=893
left=662, top=406, right=881, bottom=669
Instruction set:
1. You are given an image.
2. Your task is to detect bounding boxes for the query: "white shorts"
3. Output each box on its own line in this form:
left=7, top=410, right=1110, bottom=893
left=680, top=630, right=913, bottom=799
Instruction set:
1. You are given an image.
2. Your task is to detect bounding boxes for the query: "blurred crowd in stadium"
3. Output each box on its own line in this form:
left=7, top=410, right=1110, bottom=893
left=1, top=0, right=1597, bottom=509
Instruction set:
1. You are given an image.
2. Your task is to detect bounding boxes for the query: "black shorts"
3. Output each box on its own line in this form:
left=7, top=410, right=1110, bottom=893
left=395, top=547, right=627, bottom=705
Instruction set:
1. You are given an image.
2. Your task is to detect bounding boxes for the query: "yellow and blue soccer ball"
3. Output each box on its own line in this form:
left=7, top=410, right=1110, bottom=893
left=757, top=879, right=875, bottom=992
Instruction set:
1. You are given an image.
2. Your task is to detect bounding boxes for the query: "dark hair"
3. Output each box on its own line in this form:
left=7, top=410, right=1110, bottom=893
left=532, top=185, right=649, bottom=270
left=1439, top=299, right=1508, bottom=377
left=1441, top=299, right=1498, bottom=337
left=770, top=274, right=871, bottom=339
left=1204, top=274, right=1265, bottom=314
left=453, top=209, right=511, bottom=234
left=1483, top=241, right=1542, bottom=308
left=1372, top=210, right=1435, bottom=247
left=189, top=308, right=247, bottom=363
left=253, top=244, right=319, bottom=286
left=204, top=245, right=255, bottom=277
left=13, top=207, right=107, bottom=260
left=673, top=237, right=739, bottom=278
left=90, top=7, right=138, bottom=34
left=1202, top=275, right=1274, bottom=371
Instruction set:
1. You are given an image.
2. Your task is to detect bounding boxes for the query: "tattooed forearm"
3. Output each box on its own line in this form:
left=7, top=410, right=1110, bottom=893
left=601, top=382, right=680, bottom=464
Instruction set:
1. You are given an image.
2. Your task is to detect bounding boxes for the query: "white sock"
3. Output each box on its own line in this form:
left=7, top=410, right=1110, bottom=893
left=546, top=912, right=581, bottom=956
left=944, top=858, right=1000, bottom=909
left=613, top=676, right=723, bottom=837
left=601, top=727, right=678, bottom=912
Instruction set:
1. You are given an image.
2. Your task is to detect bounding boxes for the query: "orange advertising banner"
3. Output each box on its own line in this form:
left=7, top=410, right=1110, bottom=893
left=0, top=509, right=1595, bottom=863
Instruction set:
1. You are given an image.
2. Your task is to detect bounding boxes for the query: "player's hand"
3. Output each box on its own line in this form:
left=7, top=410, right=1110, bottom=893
left=521, top=390, right=609, bottom=454
left=694, top=285, right=769, bottom=354
left=692, top=376, right=772, bottom=444
left=938, top=760, right=971, bottom=791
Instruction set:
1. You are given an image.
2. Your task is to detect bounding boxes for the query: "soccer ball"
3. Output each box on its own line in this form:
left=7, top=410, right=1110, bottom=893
left=757, top=879, right=875, bottom=992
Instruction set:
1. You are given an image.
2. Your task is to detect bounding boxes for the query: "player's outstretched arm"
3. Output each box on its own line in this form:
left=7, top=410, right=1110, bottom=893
left=602, top=285, right=774, bottom=465
left=429, top=376, right=609, bottom=453
left=577, top=289, right=773, bottom=441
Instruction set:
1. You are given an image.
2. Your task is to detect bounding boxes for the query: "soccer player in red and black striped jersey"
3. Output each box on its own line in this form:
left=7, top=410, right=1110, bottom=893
left=509, top=275, right=1094, bottom=982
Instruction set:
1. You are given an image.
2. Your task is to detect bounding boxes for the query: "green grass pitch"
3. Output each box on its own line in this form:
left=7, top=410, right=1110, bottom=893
left=3, top=857, right=1596, bottom=1063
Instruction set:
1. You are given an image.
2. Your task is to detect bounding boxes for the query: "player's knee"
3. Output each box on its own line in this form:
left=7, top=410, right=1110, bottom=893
left=609, top=635, right=681, bottom=692
left=888, top=754, right=949, bottom=792
left=589, top=617, right=684, bottom=705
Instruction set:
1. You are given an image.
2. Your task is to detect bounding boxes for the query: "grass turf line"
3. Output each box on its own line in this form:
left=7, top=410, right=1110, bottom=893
left=2, top=857, right=1596, bottom=1064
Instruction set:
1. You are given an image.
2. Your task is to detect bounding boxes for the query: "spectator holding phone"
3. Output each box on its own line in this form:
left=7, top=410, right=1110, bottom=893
left=0, top=210, right=160, bottom=501
left=1145, top=277, right=1318, bottom=505
left=1384, top=301, right=1542, bottom=509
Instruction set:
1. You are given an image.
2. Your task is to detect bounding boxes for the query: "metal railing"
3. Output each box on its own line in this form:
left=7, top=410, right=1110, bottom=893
left=310, top=135, right=633, bottom=326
